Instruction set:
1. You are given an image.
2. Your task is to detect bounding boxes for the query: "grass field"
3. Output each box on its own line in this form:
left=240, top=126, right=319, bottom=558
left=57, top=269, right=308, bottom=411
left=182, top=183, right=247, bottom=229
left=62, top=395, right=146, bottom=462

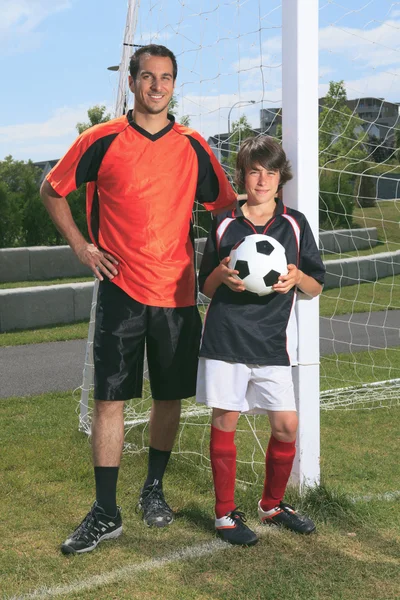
left=0, top=276, right=93, bottom=290
left=1, top=390, right=399, bottom=600
left=322, top=199, right=400, bottom=260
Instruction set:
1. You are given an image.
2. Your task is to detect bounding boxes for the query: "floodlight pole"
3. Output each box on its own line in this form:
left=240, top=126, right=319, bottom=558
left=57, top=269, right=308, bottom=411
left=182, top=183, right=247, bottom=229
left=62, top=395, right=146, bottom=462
left=282, top=0, right=320, bottom=489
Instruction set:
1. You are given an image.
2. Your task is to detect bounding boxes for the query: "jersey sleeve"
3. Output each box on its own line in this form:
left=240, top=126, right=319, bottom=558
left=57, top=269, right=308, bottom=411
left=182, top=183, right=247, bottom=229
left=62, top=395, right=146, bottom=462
left=186, top=133, right=236, bottom=212
left=299, top=219, right=325, bottom=285
left=198, top=218, right=219, bottom=293
left=46, top=126, right=119, bottom=197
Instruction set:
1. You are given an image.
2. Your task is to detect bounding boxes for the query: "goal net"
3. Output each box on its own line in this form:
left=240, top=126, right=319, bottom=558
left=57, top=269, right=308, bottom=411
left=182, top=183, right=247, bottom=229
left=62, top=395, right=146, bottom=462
left=78, top=0, right=400, bottom=485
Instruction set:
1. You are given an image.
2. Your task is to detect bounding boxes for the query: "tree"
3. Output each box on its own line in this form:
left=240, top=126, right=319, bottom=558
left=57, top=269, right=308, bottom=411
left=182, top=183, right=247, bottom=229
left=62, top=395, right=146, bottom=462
left=0, top=180, right=21, bottom=248
left=224, top=115, right=255, bottom=190
left=76, top=105, right=111, bottom=134
left=319, top=81, right=370, bottom=229
left=0, top=156, right=50, bottom=247
left=168, top=95, right=190, bottom=127
left=395, top=127, right=400, bottom=163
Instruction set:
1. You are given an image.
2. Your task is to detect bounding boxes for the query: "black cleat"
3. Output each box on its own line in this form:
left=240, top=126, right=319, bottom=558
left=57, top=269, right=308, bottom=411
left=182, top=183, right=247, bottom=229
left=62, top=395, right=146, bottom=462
left=215, top=509, right=258, bottom=546
left=61, top=502, right=122, bottom=555
left=258, top=500, right=316, bottom=534
left=138, top=479, right=174, bottom=527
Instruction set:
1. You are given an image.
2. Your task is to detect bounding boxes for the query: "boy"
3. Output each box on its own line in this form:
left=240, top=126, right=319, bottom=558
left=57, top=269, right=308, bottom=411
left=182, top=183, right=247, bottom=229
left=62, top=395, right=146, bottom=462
left=196, top=136, right=325, bottom=545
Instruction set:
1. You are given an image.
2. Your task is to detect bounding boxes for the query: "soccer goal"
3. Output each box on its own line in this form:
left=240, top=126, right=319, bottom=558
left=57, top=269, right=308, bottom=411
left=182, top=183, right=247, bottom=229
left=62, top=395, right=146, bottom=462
left=79, top=0, right=400, bottom=489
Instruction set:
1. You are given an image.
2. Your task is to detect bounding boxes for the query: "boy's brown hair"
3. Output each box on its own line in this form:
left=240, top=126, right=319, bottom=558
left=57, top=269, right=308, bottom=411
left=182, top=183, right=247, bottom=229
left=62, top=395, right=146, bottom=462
left=235, top=135, right=293, bottom=190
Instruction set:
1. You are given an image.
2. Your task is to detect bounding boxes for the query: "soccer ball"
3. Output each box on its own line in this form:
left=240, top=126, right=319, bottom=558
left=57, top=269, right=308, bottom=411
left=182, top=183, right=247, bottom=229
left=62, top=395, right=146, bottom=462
left=229, top=234, right=288, bottom=296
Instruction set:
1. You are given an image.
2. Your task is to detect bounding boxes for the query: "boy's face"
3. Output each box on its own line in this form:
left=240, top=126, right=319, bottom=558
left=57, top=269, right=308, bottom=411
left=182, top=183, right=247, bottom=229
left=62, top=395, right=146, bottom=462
left=244, top=163, right=280, bottom=206
left=129, top=54, right=175, bottom=116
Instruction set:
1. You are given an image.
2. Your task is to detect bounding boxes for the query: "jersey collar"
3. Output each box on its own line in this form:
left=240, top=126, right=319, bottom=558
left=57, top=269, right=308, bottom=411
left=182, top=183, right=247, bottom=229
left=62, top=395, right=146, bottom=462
left=127, top=110, right=175, bottom=141
left=232, top=197, right=286, bottom=218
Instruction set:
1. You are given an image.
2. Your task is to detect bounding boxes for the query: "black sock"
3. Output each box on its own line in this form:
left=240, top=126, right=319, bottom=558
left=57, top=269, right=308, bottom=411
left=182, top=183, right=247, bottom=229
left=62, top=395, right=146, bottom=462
left=143, top=447, right=172, bottom=489
left=94, top=466, right=119, bottom=515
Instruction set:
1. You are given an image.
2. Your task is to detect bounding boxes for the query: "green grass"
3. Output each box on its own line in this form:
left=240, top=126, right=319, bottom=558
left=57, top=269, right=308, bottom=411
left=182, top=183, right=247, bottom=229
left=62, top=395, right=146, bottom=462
left=321, top=347, right=400, bottom=391
left=353, top=200, right=400, bottom=250
left=0, top=276, right=94, bottom=289
left=0, top=391, right=399, bottom=599
left=322, top=200, right=400, bottom=261
left=0, top=320, right=90, bottom=347
left=319, top=274, right=400, bottom=317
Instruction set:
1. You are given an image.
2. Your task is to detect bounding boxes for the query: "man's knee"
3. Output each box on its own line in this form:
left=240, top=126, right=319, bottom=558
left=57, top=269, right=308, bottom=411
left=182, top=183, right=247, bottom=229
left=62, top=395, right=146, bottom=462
left=93, top=400, right=125, bottom=419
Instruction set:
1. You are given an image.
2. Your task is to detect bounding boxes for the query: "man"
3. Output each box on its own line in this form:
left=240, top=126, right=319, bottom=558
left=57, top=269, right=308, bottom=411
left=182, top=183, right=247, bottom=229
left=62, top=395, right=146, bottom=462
left=41, top=44, right=236, bottom=554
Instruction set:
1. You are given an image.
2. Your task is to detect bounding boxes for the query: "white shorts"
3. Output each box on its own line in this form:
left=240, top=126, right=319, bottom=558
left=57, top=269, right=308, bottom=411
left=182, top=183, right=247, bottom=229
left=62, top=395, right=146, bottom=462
left=196, top=358, right=296, bottom=414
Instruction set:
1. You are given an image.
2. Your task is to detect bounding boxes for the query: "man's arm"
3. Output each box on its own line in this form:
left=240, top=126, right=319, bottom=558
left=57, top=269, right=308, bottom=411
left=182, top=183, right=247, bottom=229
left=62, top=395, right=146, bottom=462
left=40, top=180, right=118, bottom=280
left=212, top=200, right=236, bottom=216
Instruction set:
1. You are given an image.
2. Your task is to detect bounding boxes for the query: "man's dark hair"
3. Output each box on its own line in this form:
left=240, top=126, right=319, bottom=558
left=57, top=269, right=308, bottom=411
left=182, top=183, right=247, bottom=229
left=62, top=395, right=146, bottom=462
left=235, top=135, right=293, bottom=190
left=129, top=44, right=178, bottom=81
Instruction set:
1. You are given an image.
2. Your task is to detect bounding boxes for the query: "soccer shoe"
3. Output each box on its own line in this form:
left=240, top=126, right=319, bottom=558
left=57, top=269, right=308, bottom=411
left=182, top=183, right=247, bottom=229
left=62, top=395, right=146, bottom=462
left=61, top=502, right=122, bottom=555
left=258, top=500, right=316, bottom=534
left=215, top=509, right=259, bottom=546
left=138, top=479, right=174, bottom=527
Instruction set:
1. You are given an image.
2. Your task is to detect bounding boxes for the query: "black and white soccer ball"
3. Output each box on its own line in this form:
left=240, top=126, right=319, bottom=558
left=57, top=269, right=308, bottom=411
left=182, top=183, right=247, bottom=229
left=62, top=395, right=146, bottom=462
left=229, top=234, right=288, bottom=296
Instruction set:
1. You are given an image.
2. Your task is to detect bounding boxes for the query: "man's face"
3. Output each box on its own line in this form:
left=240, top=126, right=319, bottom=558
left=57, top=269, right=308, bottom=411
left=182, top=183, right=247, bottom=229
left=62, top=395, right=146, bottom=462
left=244, top=163, right=280, bottom=206
left=129, top=54, right=175, bottom=115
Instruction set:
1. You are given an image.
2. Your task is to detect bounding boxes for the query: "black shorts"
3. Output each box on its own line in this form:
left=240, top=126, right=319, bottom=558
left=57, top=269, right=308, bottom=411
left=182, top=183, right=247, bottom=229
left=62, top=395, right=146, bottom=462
left=93, top=279, right=202, bottom=401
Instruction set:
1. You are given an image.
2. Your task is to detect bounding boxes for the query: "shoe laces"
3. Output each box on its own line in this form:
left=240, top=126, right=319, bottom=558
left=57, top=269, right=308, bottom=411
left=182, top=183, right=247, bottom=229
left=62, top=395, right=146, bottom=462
left=228, top=508, right=247, bottom=526
left=140, top=483, right=171, bottom=515
left=73, top=506, right=100, bottom=541
left=280, top=502, right=297, bottom=514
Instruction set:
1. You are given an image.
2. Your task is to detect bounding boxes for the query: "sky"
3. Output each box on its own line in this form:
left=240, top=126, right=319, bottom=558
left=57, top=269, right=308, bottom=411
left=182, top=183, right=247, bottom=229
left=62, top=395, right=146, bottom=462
left=0, top=0, right=399, bottom=162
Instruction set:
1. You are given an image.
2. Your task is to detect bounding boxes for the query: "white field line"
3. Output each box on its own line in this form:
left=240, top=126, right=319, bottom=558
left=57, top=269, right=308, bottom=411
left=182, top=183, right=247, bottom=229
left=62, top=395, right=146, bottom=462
left=8, top=540, right=232, bottom=600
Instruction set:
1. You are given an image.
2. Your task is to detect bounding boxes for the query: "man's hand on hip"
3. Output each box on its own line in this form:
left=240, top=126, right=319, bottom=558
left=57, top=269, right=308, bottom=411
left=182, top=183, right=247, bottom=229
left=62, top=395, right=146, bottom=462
left=76, top=243, right=119, bottom=281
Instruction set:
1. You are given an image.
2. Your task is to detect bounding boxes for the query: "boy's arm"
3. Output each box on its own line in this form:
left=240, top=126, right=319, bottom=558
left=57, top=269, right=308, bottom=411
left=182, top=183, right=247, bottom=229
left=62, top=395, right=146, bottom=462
left=199, top=219, right=245, bottom=299
left=202, top=257, right=245, bottom=298
left=274, top=217, right=325, bottom=296
left=273, top=265, right=322, bottom=297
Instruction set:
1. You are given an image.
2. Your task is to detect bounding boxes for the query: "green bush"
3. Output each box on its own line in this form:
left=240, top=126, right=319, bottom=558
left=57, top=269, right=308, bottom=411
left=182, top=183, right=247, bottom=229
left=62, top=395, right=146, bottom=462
left=0, top=156, right=89, bottom=248
left=0, top=181, right=23, bottom=248
left=319, top=168, right=354, bottom=230
left=353, top=173, right=377, bottom=208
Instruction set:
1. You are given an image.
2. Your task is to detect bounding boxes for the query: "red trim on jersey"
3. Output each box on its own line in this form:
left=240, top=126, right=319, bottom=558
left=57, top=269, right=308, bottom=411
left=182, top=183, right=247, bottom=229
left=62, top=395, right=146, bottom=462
left=263, top=217, right=276, bottom=235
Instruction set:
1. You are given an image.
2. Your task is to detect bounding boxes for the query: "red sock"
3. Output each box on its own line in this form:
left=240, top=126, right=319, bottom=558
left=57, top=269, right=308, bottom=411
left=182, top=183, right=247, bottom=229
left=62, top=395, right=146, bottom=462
left=261, top=435, right=296, bottom=511
left=210, top=426, right=236, bottom=518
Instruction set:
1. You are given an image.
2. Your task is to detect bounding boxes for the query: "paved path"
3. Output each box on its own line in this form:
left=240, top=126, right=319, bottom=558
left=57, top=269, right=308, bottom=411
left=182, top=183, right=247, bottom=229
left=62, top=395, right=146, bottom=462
left=0, top=311, right=399, bottom=399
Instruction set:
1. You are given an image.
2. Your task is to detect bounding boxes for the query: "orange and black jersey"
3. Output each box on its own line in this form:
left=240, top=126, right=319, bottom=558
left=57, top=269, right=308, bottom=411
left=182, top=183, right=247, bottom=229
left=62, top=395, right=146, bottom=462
left=46, top=111, right=236, bottom=307
left=198, top=200, right=325, bottom=366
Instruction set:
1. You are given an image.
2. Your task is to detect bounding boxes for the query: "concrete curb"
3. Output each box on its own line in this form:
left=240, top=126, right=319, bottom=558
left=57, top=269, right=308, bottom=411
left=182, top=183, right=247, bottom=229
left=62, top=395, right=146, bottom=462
left=0, top=282, right=94, bottom=332
left=1, top=250, right=400, bottom=331
left=0, top=230, right=376, bottom=283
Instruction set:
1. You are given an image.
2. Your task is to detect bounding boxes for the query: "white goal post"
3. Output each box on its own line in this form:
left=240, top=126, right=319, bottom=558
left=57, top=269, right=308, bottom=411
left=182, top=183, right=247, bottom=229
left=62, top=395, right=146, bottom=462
left=282, top=0, right=320, bottom=488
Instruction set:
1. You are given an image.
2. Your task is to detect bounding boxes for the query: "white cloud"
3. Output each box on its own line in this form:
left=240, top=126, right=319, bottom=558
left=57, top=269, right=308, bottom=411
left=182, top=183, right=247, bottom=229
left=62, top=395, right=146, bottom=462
left=319, top=19, right=400, bottom=69
left=0, top=105, right=89, bottom=161
left=0, top=0, right=72, bottom=54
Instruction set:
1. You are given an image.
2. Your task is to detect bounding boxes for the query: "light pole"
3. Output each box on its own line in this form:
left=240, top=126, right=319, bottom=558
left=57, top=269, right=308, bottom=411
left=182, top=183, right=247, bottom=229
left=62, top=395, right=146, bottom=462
left=227, top=100, right=256, bottom=134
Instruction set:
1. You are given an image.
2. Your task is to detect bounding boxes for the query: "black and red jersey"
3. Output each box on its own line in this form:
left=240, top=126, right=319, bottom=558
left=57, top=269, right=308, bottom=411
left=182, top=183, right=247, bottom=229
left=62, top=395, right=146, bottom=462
left=46, top=111, right=236, bottom=307
left=198, top=200, right=325, bottom=366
